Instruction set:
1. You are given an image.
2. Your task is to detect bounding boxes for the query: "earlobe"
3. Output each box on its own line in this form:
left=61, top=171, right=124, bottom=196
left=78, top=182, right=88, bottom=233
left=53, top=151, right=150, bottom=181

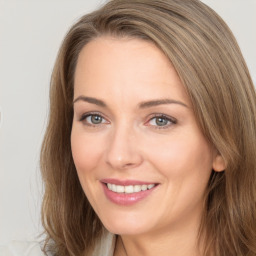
left=212, top=154, right=226, bottom=172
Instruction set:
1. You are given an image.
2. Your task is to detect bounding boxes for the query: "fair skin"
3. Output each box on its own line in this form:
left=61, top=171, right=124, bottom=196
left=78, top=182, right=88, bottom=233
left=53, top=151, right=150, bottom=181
left=71, top=37, right=225, bottom=256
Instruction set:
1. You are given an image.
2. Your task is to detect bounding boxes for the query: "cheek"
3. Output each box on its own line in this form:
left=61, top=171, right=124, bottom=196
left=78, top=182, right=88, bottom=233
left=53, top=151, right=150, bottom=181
left=71, top=128, right=105, bottom=208
left=71, top=128, right=104, bottom=174
left=145, top=130, right=213, bottom=218
left=145, top=129, right=213, bottom=180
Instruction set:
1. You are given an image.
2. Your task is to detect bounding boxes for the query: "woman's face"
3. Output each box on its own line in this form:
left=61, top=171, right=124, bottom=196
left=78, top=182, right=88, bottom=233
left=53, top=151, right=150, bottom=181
left=71, top=37, right=223, bottom=236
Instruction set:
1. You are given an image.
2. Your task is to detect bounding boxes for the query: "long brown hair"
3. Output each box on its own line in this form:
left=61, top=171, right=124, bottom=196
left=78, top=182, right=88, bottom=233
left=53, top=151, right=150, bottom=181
left=40, top=0, right=256, bottom=255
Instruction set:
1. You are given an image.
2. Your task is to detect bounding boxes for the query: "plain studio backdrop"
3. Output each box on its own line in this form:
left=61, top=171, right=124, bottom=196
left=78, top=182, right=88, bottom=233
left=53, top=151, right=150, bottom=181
left=0, top=0, right=255, bottom=245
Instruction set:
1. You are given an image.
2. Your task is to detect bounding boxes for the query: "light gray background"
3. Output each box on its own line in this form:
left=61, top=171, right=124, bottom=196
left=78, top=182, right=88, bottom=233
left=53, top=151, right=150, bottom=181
left=0, top=0, right=255, bottom=244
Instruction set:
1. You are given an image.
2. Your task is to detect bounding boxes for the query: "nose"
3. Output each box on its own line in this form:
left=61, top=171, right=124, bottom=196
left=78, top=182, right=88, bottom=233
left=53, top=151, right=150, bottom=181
left=105, top=124, right=143, bottom=170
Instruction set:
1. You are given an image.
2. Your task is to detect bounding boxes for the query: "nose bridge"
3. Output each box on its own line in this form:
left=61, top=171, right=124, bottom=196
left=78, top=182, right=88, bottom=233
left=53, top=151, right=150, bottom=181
left=105, top=120, right=142, bottom=170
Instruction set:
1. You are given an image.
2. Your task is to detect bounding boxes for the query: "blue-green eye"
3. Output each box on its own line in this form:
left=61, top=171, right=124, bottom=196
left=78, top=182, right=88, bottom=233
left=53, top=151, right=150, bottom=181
left=148, top=115, right=176, bottom=128
left=80, top=113, right=108, bottom=125
left=88, top=114, right=103, bottom=124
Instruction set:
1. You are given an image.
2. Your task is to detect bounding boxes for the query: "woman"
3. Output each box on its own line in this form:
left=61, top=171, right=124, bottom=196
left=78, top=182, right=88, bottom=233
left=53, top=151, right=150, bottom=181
left=43, top=0, right=256, bottom=255
left=2, top=0, right=255, bottom=255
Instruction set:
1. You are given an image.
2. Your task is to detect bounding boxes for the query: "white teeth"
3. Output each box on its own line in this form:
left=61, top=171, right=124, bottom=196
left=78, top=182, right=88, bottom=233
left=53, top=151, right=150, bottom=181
left=116, top=185, right=125, bottom=193
left=112, top=184, right=117, bottom=192
left=141, top=185, right=147, bottom=191
left=147, top=184, right=155, bottom=189
left=106, top=183, right=156, bottom=194
left=125, top=185, right=134, bottom=194
left=134, top=185, right=142, bottom=192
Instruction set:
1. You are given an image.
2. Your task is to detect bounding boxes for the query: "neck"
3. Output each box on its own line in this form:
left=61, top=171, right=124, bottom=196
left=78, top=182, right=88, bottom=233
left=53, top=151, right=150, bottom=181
left=114, top=215, right=204, bottom=256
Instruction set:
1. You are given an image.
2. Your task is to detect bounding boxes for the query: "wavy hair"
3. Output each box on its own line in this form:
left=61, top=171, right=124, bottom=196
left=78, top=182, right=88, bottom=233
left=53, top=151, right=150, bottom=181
left=40, top=0, right=256, bottom=255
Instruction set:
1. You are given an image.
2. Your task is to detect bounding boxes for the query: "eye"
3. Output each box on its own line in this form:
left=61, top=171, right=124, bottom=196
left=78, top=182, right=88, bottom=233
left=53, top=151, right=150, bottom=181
left=88, top=114, right=103, bottom=124
left=80, top=113, right=109, bottom=126
left=147, top=114, right=177, bottom=128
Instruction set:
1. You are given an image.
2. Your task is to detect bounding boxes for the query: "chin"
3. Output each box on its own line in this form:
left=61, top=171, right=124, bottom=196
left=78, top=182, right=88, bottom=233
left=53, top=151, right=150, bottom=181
left=100, top=212, right=156, bottom=236
left=105, top=224, right=149, bottom=236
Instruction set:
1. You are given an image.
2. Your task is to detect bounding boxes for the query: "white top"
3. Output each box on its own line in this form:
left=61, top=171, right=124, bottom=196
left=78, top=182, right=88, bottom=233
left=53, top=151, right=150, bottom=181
left=0, top=233, right=115, bottom=256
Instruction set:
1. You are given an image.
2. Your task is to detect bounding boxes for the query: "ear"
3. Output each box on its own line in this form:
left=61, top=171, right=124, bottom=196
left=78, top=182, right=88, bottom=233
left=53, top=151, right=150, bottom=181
left=212, top=152, right=226, bottom=172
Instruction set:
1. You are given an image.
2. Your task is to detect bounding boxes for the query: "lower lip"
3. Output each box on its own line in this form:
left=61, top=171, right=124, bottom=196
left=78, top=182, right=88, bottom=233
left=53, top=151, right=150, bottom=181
left=101, top=183, right=158, bottom=206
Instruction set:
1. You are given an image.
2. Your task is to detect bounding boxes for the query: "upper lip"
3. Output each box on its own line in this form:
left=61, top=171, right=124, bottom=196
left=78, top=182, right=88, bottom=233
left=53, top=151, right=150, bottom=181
left=101, top=178, right=158, bottom=186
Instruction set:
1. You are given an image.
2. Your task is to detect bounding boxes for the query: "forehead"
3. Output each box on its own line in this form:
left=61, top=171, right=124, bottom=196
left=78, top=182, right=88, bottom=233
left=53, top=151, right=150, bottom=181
left=74, top=36, right=190, bottom=106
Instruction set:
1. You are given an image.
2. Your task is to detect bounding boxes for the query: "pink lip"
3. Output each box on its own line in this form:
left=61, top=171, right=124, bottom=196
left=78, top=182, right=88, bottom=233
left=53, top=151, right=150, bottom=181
left=100, top=179, right=158, bottom=206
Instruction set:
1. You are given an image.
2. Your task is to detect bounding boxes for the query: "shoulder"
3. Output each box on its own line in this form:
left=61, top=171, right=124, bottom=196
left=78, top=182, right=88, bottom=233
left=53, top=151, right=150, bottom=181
left=0, top=240, right=45, bottom=256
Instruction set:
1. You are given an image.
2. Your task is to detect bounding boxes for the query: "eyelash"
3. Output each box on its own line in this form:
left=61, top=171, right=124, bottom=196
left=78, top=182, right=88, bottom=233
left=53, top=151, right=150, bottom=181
left=79, top=112, right=177, bottom=129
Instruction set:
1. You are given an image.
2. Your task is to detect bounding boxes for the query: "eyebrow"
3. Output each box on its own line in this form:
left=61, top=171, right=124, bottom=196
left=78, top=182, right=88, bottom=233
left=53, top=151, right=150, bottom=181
left=73, top=96, right=188, bottom=109
left=73, top=96, right=106, bottom=107
left=139, top=99, right=188, bottom=109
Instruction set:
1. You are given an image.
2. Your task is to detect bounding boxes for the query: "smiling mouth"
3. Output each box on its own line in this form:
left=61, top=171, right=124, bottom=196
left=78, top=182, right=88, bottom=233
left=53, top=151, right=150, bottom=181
left=101, top=180, right=159, bottom=205
left=104, top=183, right=157, bottom=194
